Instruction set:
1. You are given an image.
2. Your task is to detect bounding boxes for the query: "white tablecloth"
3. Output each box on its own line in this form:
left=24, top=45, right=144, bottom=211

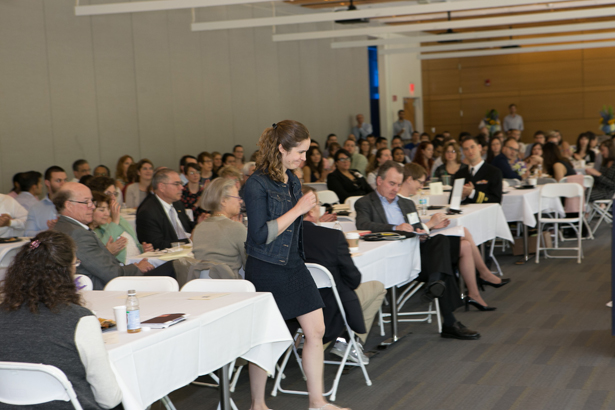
left=83, top=291, right=292, bottom=410
left=126, top=247, right=193, bottom=268
left=352, top=238, right=420, bottom=289
left=123, top=214, right=137, bottom=232
left=500, top=187, right=565, bottom=227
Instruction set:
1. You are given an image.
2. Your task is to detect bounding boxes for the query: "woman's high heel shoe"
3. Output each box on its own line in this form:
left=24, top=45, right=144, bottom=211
left=478, top=277, right=511, bottom=291
left=465, top=297, right=496, bottom=311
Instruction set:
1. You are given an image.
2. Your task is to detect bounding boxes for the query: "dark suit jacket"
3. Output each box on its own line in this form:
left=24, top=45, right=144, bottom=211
left=355, top=191, right=422, bottom=233
left=452, top=162, right=503, bottom=204
left=54, top=215, right=140, bottom=290
left=136, top=194, right=195, bottom=250
left=491, top=153, right=521, bottom=180
left=303, top=221, right=365, bottom=343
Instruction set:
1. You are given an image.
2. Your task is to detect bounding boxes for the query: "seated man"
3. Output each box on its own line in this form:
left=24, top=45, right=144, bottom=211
left=452, top=136, right=503, bottom=204
left=15, top=171, right=42, bottom=211
left=491, top=137, right=525, bottom=181
left=0, top=193, right=28, bottom=238
left=355, top=161, right=480, bottom=340
left=25, top=166, right=67, bottom=236
left=136, top=169, right=195, bottom=250
left=71, top=159, right=91, bottom=183
left=53, top=182, right=174, bottom=290
left=302, top=185, right=386, bottom=363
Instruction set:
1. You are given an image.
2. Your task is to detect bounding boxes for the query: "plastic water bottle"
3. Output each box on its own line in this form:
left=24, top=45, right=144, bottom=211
left=126, top=290, right=141, bottom=333
left=333, top=221, right=343, bottom=231
left=536, top=164, right=543, bottom=177
left=418, top=190, right=428, bottom=216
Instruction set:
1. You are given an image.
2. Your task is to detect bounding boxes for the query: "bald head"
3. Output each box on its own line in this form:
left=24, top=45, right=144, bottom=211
left=53, top=182, right=95, bottom=224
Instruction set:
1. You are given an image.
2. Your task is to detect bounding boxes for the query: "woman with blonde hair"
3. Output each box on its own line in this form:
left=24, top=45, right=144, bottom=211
left=244, top=120, right=349, bottom=410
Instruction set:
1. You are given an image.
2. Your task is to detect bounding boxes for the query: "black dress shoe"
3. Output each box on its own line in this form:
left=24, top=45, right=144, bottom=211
left=464, top=297, right=497, bottom=312
left=478, top=277, right=511, bottom=291
left=422, top=280, right=446, bottom=303
left=441, top=321, right=481, bottom=340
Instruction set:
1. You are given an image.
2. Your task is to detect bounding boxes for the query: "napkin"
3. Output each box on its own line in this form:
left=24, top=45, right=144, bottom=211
left=429, top=182, right=443, bottom=195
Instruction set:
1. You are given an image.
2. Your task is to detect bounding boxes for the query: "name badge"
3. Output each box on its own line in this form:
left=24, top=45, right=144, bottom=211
left=408, top=212, right=420, bottom=225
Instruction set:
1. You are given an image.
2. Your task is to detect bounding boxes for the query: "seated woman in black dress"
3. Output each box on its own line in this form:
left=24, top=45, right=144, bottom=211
left=543, top=142, right=576, bottom=181
left=572, top=132, right=596, bottom=163
left=326, top=149, right=373, bottom=203
left=302, top=146, right=328, bottom=183
left=0, top=230, right=122, bottom=409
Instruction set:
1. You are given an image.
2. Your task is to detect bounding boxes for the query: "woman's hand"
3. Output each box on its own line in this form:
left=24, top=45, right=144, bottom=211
left=428, top=213, right=450, bottom=230
left=106, top=236, right=127, bottom=255
left=142, top=242, right=154, bottom=253
left=109, top=198, right=121, bottom=225
left=586, top=167, right=601, bottom=177
left=295, top=191, right=317, bottom=215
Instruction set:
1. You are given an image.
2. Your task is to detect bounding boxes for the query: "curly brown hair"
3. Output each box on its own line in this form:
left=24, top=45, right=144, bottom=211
left=256, top=120, right=310, bottom=183
left=0, top=231, right=81, bottom=314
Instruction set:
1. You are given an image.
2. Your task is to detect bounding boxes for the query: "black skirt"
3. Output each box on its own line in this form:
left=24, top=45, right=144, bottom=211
left=246, top=252, right=324, bottom=321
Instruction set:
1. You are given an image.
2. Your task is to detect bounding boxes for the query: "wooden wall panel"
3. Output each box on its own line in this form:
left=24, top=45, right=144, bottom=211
left=424, top=58, right=459, bottom=71
left=426, top=69, right=460, bottom=96
left=520, top=93, right=584, bottom=122
left=460, top=64, right=519, bottom=95
left=518, top=49, right=582, bottom=63
left=583, top=47, right=615, bottom=60
left=518, top=60, right=583, bottom=91
left=583, top=59, right=615, bottom=88
left=460, top=54, right=519, bottom=68
left=429, top=99, right=461, bottom=126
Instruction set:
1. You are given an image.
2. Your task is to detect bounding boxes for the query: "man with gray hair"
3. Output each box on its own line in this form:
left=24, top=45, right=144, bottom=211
left=136, top=168, right=195, bottom=250
left=53, top=182, right=155, bottom=290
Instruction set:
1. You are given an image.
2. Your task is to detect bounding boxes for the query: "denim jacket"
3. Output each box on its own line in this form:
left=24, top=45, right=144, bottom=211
left=244, top=169, right=305, bottom=265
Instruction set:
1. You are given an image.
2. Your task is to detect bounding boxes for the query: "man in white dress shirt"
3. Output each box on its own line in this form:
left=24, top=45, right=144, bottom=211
left=350, top=114, right=373, bottom=141
left=0, top=193, right=28, bottom=237
left=503, top=104, right=524, bottom=134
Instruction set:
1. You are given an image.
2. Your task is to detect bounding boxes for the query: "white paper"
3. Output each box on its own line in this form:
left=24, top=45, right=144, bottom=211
left=450, top=178, right=465, bottom=210
left=429, top=182, right=443, bottom=195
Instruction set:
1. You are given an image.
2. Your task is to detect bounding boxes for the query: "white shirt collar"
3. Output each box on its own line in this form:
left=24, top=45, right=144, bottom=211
left=63, top=215, right=90, bottom=231
left=469, top=160, right=485, bottom=175
left=155, top=194, right=173, bottom=211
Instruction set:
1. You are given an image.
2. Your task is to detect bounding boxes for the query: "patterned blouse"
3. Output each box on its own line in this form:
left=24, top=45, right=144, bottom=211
left=181, top=184, right=205, bottom=221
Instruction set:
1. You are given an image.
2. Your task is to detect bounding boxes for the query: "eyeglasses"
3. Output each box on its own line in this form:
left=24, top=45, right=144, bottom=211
left=337, top=158, right=351, bottom=162
left=417, top=179, right=426, bottom=185
left=446, top=150, right=456, bottom=154
left=162, top=182, right=183, bottom=187
left=73, top=260, right=81, bottom=267
left=69, top=199, right=94, bottom=206
left=105, top=191, right=118, bottom=197
left=227, top=195, right=243, bottom=201
left=506, top=146, right=520, bottom=153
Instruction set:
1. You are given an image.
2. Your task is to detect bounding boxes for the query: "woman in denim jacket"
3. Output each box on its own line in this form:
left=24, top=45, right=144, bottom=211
left=244, top=120, right=349, bottom=410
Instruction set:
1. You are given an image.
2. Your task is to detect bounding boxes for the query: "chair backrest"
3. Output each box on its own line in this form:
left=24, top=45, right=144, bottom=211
left=0, top=247, right=21, bottom=268
left=74, top=275, right=93, bottom=292
left=318, top=190, right=340, bottom=205
left=306, top=263, right=349, bottom=322
left=537, top=177, right=557, bottom=185
left=344, top=196, right=363, bottom=212
left=504, top=178, right=520, bottom=187
left=104, top=276, right=179, bottom=292
left=561, top=175, right=594, bottom=189
left=0, top=362, right=83, bottom=410
left=180, top=279, right=255, bottom=292
left=540, top=183, right=584, bottom=200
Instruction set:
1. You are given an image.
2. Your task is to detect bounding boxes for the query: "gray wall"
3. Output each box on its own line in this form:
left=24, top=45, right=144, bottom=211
left=0, top=1, right=370, bottom=192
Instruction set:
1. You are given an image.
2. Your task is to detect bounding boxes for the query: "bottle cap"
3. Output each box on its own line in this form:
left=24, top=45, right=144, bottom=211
left=128, top=289, right=136, bottom=295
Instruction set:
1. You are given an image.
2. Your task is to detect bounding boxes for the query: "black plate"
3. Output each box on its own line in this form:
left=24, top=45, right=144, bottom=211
left=0, top=237, right=23, bottom=244
left=514, top=185, right=535, bottom=190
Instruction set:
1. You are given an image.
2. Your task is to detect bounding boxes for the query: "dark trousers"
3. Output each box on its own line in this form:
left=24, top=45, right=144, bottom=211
left=147, top=261, right=176, bottom=278
left=418, top=235, right=464, bottom=315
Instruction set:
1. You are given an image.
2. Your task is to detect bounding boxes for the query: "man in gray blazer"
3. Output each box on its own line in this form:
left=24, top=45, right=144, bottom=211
left=355, top=161, right=480, bottom=340
left=53, top=182, right=154, bottom=290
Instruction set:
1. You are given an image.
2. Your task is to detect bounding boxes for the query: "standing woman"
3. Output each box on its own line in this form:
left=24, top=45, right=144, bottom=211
left=244, top=120, right=349, bottom=410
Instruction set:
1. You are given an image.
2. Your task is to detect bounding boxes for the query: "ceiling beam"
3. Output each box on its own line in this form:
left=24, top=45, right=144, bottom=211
left=75, top=0, right=273, bottom=17
left=379, top=31, right=615, bottom=55
left=191, top=0, right=572, bottom=31
left=419, top=39, right=615, bottom=59
left=272, top=5, right=615, bottom=41
left=331, top=21, right=615, bottom=49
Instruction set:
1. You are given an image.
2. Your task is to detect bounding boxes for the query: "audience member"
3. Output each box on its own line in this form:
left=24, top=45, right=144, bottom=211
left=399, top=163, right=509, bottom=310
left=325, top=142, right=342, bottom=171
left=367, top=134, right=377, bottom=155
left=179, top=155, right=197, bottom=185
left=524, top=131, right=545, bottom=157
left=547, top=130, right=571, bottom=159
left=302, top=185, right=386, bottom=361
left=71, top=159, right=91, bottom=183
left=233, top=145, right=245, bottom=166
left=327, top=149, right=373, bottom=203
left=351, top=114, right=372, bottom=140
left=0, top=190, right=27, bottom=237
left=0, top=230, right=122, bottom=409
left=404, top=131, right=420, bottom=151
left=375, top=136, right=388, bottom=151
left=193, top=178, right=246, bottom=278
left=413, top=141, right=435, bottom=178
left=15, top=171, right=42, bottom=211
left=212, top=151, right=223, bottom=173
left=93, top=165, right=110, bottom=178
left=222, top=153, right=237, bottom=168
left=344, top=139, right=368, bottom=176
left=323, top=133, right=338, bottom=158
left=25, top=166, right=67, bottom=236
left=79, top=174, right=94, bottom=186
left=452, top=137, right=503, bottom=204
left=392, top=147, right=408, bottom=165
left=503, top=103, right=524, bottom=135
left=8, top=172, right=22, bottom=199
left=492, top=137, right=527, bottom=180
left=433, top=141, right=467, bottom=182
left=358, top=139, right=373, bottom=163
left=486, top=136, right=502, bottom=164
left=354, top=161, right=479, bottom=340
left=393, top=109, right=414, bottom=141
left=197, top=151, right=217, bottom=186
left=53, top=182, right=157, bottom=289
left=572, top=132, right=596, bottom=163
left=542, top=142, right=576, bottom=181
left=391, top=136, right=411, bottom=160
left=114, top=154, right=134, bottom=190
left=586, top=140, right=615, bottom=201
left=124, top=159, right=154, bottom=208
left=136, top=169, right=195, bottom=250
left=242, top=161, right=256, bottom=182
left=181, top=162, right=205, bottom=222
left=526, top=143, right=544, bottom=174
left=365, top=148, right=392, bottom=189
left=303, top=146, right=328, bottom=183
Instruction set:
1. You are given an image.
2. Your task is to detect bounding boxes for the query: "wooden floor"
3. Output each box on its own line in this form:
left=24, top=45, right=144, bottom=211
left=159, top=226, right=613, bottom=410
